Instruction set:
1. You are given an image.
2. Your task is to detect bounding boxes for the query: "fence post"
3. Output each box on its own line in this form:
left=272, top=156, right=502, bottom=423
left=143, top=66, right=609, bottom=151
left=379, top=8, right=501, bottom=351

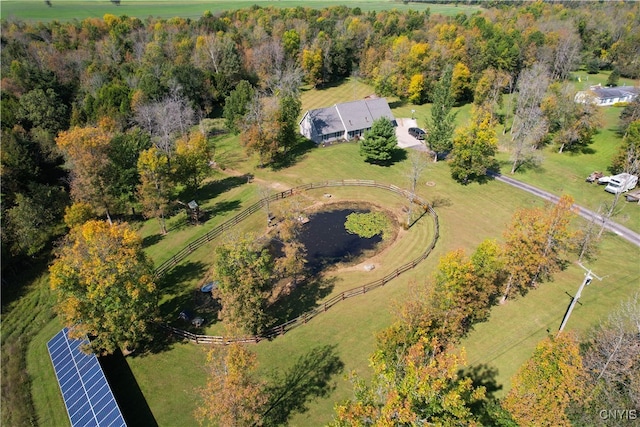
left=363, top=285, right=366, bottom=294
left=324, top=302, right=327, bottom=312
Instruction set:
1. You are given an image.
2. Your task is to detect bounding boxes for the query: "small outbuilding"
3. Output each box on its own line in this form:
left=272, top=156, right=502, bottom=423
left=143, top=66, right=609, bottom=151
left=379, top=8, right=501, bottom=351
left=299, top=97, right=396, bottom=144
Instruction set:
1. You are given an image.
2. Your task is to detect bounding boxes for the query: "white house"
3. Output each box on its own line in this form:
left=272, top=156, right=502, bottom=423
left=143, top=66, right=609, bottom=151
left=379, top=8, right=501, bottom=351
left=575, top=84, right=640, bottom=106
left=299, top=97, right=396, bottom=144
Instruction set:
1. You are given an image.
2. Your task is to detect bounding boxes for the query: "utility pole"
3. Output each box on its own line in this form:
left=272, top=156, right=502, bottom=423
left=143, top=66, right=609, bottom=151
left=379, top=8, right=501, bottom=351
left=557, top=264, right=603, bottom=335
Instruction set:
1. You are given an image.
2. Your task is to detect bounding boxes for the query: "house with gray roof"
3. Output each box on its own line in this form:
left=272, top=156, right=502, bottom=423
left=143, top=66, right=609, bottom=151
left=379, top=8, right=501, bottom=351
left=575, top=84, right=640, bottom=106
left=299, top=97, right=396, bottom=144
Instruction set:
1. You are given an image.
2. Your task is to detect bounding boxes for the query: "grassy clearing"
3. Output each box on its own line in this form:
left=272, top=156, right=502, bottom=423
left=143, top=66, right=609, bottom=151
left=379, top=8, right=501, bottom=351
left=1, top=1, right=480, bottom=22
left=25, top=77, right=639, bottom=426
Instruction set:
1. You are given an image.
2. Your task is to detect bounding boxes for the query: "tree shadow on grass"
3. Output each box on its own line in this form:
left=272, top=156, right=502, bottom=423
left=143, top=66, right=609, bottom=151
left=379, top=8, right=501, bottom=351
left=267, top=275, right=337, bottom=327
left=262, top=345, right=344, bottom=426
left=157, top=261, right=207, bottom=294
left=208, top=199, right=242, bottom=218
left=458, top=363, right=504, bottom=424
left=179, top=175, right=249, bottom=203
left=271, top=137, right=318, bottom=171
left=365, top=147, right=408, bottom=167
left=142, top=233, right=164, bottom=249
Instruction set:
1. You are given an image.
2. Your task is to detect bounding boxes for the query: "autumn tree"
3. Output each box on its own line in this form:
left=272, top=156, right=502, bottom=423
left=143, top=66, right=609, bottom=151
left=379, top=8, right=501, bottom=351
left=195, top=343, right=268, bottom=427
left=133, top=95, right=194, bottom=158
left=571, top=294, right=640, bottom=425
left=174, top=131, right=211, bottom=190
left=49, top=220, right=158, bottom=354
left=449, top=108, right=500, bottom=184
left=63, top=202, right=97, bottom=229
left=274, top=197, right=307, bottom=285
left=137, top=146, right=173, bottom=235
left=241, top=95, right=279, bottom=167
left=473, top=68, right=511, bottom=123
left=332, top=338, right=487, bottom=426
left=425, top=65, right=457, bottom=161
left=359, top=117, right=398, bottom=164
left=214, top=235, right=275, bottom=335
left=609, top=120, right=640, bottom=176
left=510, top=63, right=549, bottom=173
left=301, top=47, right=323, bottom=88
left=500, top=195, right=577, bottom=303
left=56, top=125, right=117, bottom=224
left=503, top=334, right=585, bottom=427
left=542, top=82, right=602, bottom=153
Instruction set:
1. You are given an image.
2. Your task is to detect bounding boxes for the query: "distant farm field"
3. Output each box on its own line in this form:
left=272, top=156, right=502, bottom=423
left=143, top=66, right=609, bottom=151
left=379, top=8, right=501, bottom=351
left=1, top=1, right=481, bottom=22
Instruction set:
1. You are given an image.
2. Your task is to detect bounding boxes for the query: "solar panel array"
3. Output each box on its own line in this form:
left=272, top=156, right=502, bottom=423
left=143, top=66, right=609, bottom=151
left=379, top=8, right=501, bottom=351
left=47, top=328, right=127, bottom=427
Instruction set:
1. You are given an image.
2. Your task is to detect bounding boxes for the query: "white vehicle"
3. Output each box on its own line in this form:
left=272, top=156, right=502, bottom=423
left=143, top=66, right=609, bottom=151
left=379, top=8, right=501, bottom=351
left=604, top=173, right=638, bottom=194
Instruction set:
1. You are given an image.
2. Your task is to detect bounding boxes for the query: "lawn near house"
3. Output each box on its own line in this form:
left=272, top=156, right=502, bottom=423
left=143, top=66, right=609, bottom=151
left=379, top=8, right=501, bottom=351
left=25, top=76, right=639, bottom=426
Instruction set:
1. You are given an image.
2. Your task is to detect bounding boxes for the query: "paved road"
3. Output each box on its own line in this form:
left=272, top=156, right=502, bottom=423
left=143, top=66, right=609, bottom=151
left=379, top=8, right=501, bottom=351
left=490, top=172, right=640, bottom=247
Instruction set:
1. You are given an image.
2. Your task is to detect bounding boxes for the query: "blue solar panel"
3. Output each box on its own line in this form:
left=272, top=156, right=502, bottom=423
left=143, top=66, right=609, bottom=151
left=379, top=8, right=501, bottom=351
left=47, top=328, right=127, bottom=427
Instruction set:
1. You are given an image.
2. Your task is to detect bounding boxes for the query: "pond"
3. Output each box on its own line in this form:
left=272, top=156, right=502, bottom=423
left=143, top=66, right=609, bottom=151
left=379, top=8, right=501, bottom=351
left=298, top=208, right=383, bottom=272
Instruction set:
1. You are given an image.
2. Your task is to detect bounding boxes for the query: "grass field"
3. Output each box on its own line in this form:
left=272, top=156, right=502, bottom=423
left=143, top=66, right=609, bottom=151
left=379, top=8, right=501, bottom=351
left=22, top=76, right=639, bottom=426
left=1, top=1, right=480, bottom=22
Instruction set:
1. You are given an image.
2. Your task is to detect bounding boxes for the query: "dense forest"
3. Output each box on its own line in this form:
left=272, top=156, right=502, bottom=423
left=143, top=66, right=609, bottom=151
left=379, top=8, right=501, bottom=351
left=2, top=2, right=639, bottom=269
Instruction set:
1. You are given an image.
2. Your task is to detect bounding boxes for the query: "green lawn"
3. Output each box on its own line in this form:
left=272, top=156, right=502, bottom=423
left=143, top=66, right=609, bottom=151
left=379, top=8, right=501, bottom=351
left=1, top=1, right=480, bottom=22
left=25, top=77, right=639, bottom=426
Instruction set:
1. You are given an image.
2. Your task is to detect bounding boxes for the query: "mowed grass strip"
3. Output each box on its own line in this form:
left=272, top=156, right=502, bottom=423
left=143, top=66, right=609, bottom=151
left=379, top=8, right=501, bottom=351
left=1, top=1, right=480, bottom=21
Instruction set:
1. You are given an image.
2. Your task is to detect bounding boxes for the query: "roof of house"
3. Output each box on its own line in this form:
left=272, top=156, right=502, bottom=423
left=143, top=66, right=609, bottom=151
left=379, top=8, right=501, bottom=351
left=303, top=98, right=395, bottom=135
left=591, top=85, right=639, bottom=100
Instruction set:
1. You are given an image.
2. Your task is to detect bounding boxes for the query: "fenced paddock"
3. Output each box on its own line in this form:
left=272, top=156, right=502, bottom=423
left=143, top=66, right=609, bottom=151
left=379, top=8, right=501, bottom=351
left=157, top=179, right=440, bottom=344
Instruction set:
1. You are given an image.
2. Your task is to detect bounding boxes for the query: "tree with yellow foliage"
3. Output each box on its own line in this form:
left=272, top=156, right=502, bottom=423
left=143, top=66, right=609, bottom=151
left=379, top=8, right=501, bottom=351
left=503, top=333, right=585, bottom=427
left=195, top=343, right=267, bottom=427
left=49, top=220, right=158, bottom=354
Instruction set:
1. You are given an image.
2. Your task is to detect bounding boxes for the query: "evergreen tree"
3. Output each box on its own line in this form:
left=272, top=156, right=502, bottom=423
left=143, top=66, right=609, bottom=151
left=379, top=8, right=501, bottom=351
left=425, top=65, right=457, bottom=161
left=359, top=117, right=398, bottom=164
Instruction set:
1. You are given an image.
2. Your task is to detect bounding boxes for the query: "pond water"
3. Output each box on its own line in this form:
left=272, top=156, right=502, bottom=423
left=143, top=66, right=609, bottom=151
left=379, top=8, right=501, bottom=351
left=298, top=209, right=382, bottom=272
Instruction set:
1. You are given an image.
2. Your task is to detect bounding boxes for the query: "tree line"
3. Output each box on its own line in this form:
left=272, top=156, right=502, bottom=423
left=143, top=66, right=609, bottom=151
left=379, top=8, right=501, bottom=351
left=2, top=2, right=639, bottom=266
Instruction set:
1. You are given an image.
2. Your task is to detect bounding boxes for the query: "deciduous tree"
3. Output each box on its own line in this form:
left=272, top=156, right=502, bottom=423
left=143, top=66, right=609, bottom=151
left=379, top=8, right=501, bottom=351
left=195, top=343, right=268, bottom=427
left=359, top=117, right=398, bottom=164
left=610, top=120, right=640, bottom=176
left=56, top=125, right=116, bottom=224
left=510, top=63, right=549, bottom=173
left=332, top=338, right=486, bottom=426
left=500, top=195, right=576, bottom=303
left=214, top=235, right=274, bottom=335
left=503, top=334, right=585, bottom=427
left=174, top=131, right=211, bottom=190
left=449, top=108, right=499, bottom=184
left=49, top=220, right=158, bottom=354
left=137, top=147, right=173, bottom=235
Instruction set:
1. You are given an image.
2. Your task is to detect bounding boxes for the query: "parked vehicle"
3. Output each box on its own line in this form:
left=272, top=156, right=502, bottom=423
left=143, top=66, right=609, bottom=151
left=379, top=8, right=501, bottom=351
left=408, top=127, right=426, bottom=140
left=604, top=173, right=638, bottom=194
left=586, top=171, right=604, bottom=183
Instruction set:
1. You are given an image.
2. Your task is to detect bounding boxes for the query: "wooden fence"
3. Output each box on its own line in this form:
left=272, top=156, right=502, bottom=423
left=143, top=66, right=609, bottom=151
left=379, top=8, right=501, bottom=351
left=156, top=179, right=440, bottom=344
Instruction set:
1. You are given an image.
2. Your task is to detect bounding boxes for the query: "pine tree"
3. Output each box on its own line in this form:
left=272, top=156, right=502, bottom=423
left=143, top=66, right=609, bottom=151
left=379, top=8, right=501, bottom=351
left=359, top=117, right=398, bottom=164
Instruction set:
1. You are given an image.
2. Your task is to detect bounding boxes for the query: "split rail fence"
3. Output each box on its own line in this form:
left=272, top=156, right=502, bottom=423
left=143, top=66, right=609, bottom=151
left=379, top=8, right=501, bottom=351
left=156, top=179, right=440, bottom=344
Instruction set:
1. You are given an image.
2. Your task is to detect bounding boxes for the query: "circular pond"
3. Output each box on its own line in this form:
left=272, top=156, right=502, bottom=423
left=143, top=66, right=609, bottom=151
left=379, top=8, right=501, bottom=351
left=298, top=208, right=383, bottom=272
